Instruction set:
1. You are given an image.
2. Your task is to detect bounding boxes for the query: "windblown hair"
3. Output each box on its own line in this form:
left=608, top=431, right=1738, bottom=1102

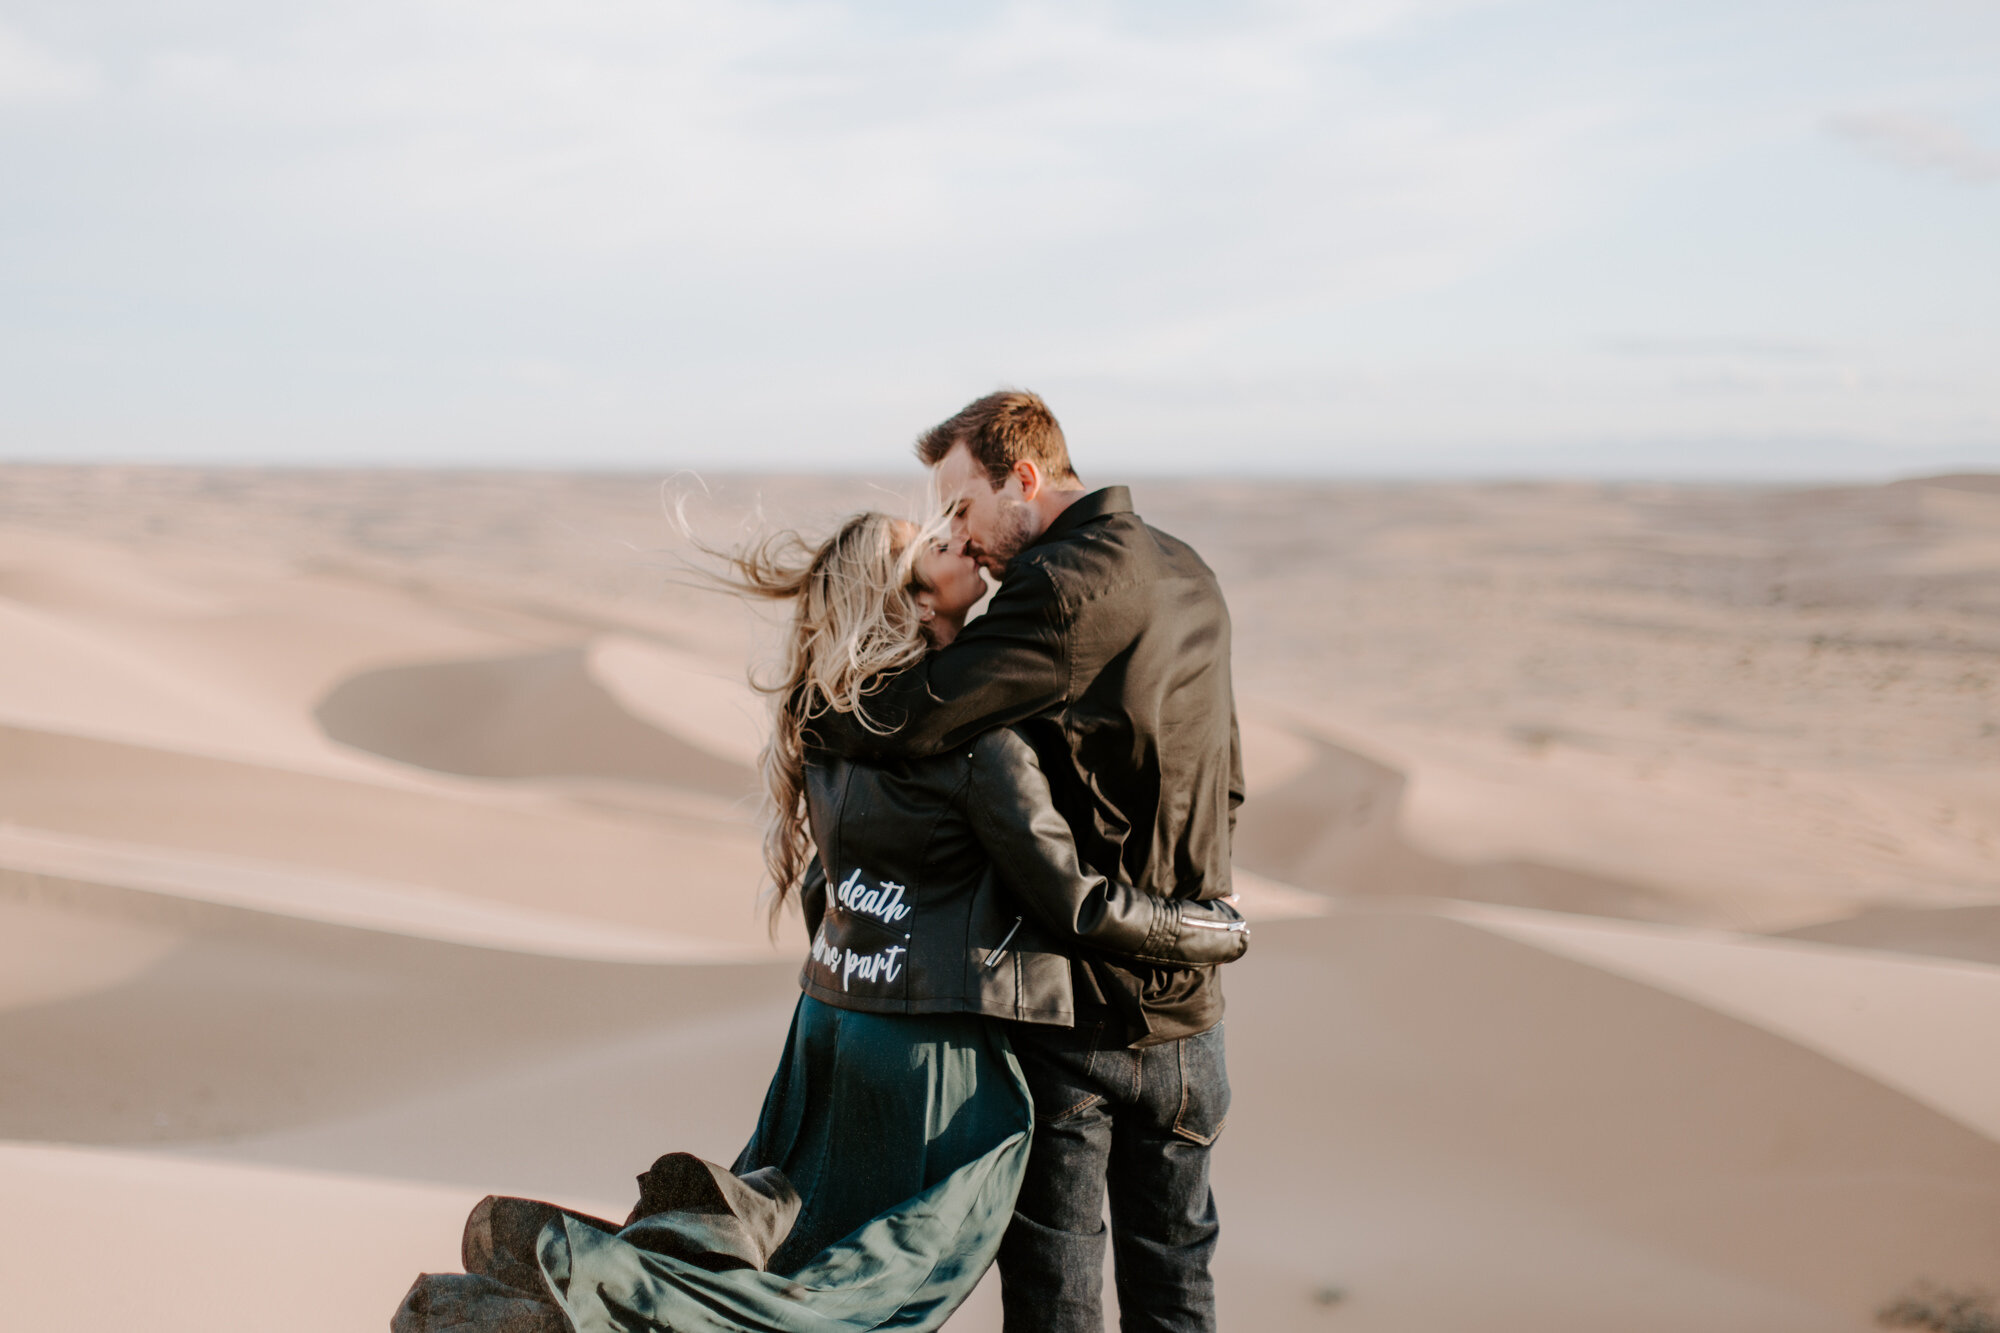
left=703, top=509, right=948, bottom=930
left=915, top=389, right=1077, bottom=488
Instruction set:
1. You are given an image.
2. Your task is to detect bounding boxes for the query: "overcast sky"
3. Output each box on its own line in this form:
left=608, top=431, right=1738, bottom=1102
left=2, top=0, right=1996, bottom=476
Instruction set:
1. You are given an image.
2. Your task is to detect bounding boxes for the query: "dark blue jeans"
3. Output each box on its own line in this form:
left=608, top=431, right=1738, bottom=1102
left=997, top=1019, right=1229, bottom=1333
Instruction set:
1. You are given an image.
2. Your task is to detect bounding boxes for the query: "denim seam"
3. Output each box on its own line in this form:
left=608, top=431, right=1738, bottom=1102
left=1044, top=1020, right=1108, bottom=1123
left=1042, top=1091, right=1105, bottom=1124
left=1170, top=1036, right=1225, bottom=1145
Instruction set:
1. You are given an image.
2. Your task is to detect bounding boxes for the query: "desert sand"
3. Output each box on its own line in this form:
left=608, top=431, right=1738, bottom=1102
left=1, top=464, right=1996, bottom=1330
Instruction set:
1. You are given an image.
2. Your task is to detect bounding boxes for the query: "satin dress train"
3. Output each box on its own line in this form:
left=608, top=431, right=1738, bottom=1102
left=392, top=996, right=1033, bottom=1333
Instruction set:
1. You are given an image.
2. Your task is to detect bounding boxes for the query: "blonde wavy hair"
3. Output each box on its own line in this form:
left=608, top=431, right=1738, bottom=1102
left=705, top=508, right=951, bottom=929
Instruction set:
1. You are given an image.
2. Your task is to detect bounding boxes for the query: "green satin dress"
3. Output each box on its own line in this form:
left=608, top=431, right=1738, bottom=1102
left=392, top=995, right=1033, bottom=1333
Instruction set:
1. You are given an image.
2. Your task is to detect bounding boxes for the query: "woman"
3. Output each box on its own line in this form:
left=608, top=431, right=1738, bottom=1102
left=393, top=512, right=1249, bottom=1333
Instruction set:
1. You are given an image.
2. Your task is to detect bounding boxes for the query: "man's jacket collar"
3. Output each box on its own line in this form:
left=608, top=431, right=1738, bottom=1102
left=1032, top=486, right=1133, bottom=550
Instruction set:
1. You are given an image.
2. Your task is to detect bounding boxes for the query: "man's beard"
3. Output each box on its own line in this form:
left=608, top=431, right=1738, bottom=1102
left=976, top=498, right=1039, bottom=575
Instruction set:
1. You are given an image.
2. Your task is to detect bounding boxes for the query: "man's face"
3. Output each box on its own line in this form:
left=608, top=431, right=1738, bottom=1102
left=934, top=442, right=1038, bottom=577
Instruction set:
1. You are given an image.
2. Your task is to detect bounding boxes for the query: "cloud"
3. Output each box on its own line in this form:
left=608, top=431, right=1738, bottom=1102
left=1827, top=109, right=2000, bottom=184
left=0, top=23, right=99, bottom=102
left=36, top=0, right=1591, bottom=331
left=4, top=0, right=1998, bottom=472
left=1599, top=336, right=1832, bottom=361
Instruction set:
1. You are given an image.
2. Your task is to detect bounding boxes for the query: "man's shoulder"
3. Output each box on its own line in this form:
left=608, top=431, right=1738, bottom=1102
left=1136, top=517, right=1216, bottom=578
left=1024, top=509, right=1219, bottom=602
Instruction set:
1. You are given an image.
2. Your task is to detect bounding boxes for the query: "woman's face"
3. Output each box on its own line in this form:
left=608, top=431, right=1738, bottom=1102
left=914, top=534, right=987, bottom=620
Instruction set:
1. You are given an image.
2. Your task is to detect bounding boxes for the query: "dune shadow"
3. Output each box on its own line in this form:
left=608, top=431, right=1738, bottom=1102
left=315, top=647, right=754, bottom=797
left=1233, top=738, right=1406, bottom=889
left=1779, top=904, right=2000, bottom=967
left=1235, top=727, right=1707, bottom=925
left=0, top=870, right=793, bottom=1148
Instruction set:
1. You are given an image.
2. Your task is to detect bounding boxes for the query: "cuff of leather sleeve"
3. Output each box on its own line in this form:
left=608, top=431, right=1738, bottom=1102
left=1140, top=898, right=1177, bottom=960
left=1172, top=904, right=1250, bottom=966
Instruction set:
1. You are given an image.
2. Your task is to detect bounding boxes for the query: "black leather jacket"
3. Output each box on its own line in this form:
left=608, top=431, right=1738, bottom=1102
left=797, top=728, right=1247, bottom=1026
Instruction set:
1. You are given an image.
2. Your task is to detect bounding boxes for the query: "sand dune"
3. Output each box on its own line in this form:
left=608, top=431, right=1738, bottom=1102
left=315, top=646, right=755, bottom=794
left=0, top=893, right=184, bottom=1011
left=1, top=1141, right=516, bottom=1333
left=1231, top=708, right=1720, bottom=924
left=0, top=826, right=755, bottom=962
left=0, top=723, right=775, bottom=949
left=0, top=869, right=791, bottom=1147
left=0, top=527, right=535, bottom=775
left=2, top=467, right=1997, bottom=1331
left=1905, top=473, right=2000, bottom=494
left=1216, top=911, right=2000, bottom=1332
left=1231, top=717, right=1406, bottom=888
left=588, top=635, right=771, bottom=770
left=1782, top=902, right=2000, bottom=966
left=1251, top=701, right=2000, bottom=929
left=1445, top=901, right=2000, bottom=1140
left=1146, top=476, right=2000, bottom=928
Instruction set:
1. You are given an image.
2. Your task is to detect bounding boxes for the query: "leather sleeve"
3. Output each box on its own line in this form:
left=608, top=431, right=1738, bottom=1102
left=810, top=563, right=1070, bottom=761
left=1228, top=707, right=1245, bottom=838
left=960, top=730, right=1248, bottom=967
left=797, top=855, right=827, bottom=944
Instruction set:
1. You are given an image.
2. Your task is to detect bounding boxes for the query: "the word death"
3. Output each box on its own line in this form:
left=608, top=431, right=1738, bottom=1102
left=834, top=869, right=912, bottom=925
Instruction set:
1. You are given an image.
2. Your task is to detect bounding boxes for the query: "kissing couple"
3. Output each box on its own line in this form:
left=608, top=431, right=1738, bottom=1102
left=394, top=390, right=1250, bottom=1333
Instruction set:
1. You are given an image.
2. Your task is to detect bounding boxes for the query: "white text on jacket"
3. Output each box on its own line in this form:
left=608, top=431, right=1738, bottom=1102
left=835, top=869, right=912, bottom=924
left=811, top=932, right=908, bottom=991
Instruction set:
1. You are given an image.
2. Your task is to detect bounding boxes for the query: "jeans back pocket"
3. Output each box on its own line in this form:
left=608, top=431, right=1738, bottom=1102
left=1170, top=1022, right=1230, bottom=1145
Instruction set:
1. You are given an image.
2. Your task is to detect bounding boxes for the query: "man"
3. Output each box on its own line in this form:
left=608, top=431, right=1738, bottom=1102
left=811, top=389, right=1243, bottom=1333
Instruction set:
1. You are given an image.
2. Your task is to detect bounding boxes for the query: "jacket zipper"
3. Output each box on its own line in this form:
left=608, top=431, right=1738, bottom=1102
left=983, top=916, right=1023, bottom=969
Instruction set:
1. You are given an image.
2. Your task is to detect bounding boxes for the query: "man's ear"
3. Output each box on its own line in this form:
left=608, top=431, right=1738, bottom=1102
left=1012, top=458, right=1043, bottom=501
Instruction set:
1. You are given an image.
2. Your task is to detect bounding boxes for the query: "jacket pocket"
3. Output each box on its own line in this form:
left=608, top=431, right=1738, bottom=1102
left=1170, top=1021, right=1231, bottom=1145
left=981, top=915, right=1024, bottom=968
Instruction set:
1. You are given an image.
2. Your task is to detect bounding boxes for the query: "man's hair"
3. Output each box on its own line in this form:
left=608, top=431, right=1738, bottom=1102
left=915, top=390, right=1078, bottom=489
